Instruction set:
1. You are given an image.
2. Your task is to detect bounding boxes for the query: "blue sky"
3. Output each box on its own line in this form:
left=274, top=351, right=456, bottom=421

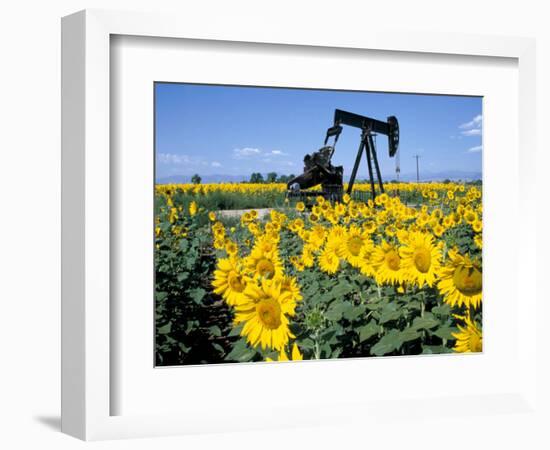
left=155, top=83, right=482, bottom=181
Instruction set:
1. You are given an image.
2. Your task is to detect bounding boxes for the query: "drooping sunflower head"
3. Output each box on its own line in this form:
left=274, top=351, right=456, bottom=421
left=438, top=249, right=482, bottom=309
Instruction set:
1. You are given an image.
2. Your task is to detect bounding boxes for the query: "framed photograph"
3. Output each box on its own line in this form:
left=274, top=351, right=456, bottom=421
left=62, top=9, right=539, bottom=441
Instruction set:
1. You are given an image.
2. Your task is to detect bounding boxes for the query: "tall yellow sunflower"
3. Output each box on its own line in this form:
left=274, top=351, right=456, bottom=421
left=371, top=240, right=403, bottom=285
left=212, top=257, right=250, bottom=306
left=234, top=278, right=296, bottom=351
left=452, top=314, right=482, bottom=353
left=438, top=249, right=482, bottom=309
left=399, top=231, right=442, bottom=287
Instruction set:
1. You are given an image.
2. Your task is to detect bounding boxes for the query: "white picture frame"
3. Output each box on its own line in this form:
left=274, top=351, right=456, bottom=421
left=61, top=9, right=539, bottom=441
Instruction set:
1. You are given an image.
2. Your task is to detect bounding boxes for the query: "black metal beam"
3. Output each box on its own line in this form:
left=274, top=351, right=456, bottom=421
left=334, top=109, right=390, bottom=135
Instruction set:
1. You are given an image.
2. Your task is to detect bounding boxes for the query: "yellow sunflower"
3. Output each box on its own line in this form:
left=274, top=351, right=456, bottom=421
left=438, top=249, right=482, bottom=309
left=189, top=201, right=198, bottom=216
left=337, top=225, right=369, bottom=267
left=235, top=278, right=296, bottom=351
left=225, top=240, right=238, bottom=256
left=280, top=275, right=303, bottom=304
left=358, top=239, right=376, bottom=277
left=371, top=240, right=403, bottom=285
left=318, top=247, right=340, bottom=274
left=474, top=234, right=482, bottom=249
left=452, top=315, right=482, bottom=353
left=212, top=257, right=250, bottom=306
left=245, top=246, right=283, bottom=280
left=399, top=231, right=442, bottom=287
left=301, top=245, right=315, bottom=268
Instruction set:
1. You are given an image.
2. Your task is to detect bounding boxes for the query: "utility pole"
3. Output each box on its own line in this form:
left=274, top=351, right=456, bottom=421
left=395, top=147, right=400, bottom=182
left=413, top=154, right=421, bottom=182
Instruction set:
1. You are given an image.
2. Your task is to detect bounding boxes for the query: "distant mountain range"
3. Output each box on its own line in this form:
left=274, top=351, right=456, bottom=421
left=382, top=170, right=482, bottom=182
left=157, top=174, right=249, bottom=184
left=156, top=170, right=481, bottom=184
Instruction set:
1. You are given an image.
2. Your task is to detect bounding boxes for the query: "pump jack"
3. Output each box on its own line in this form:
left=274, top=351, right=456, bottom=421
left=287, top=109, right=399, bottom=201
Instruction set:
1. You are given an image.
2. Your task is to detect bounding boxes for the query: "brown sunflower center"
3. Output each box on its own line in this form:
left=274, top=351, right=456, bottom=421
left=385, top=250, right=401, bottom=271
left=413, top=247, right=432, bottom=273
left=256, top=298, right=282, bottom=330
left=228, top=271, right=245, bottom=292
left=347, top=236, right=363, bottom=256
left=256, top=258, right=275, bottom=279
left=453, top=265, right=482, bottom=296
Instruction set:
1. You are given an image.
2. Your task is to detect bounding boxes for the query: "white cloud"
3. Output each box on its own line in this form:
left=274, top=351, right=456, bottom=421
left=211, top=161, right=222, bottom=167
left=467, top=145, right=483, bottom=153
left=459, top=114, right=482, bottom=129
left=233, top=147, right=262, bottom=159
left=269, top=150, right=288, bottom=156
left=157, top=153, right=191, bottom=164
left=459, top=114, right=483, bottom=137
left=233, top=147, right=288, bottom=160
left=462, top=128, right=482, bottom=136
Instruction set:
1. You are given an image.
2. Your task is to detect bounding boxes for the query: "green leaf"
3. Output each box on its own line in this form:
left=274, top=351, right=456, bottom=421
left=433, top=326, right=457, bottom=340
left=378, top=302, right=401, bottom=324
left=158, top=322, right=172, bottom=335
left=359, top=321, right=379, bottom=342
left=297, top=338, right=315, bottom=350
left=431, top=304, right=451, bottom=317
left=177, top=272, right=189, bottom=282
left=399, top=327, right=421, bottom=343
left=327, top=282, right=355, bottom=300
left=225, top=339, right=256, bottom=362
left=422, top=345, right=454, bottom=355
left=208, top=325, right=222, bottom=337
left=343, top=304, right=367, bottom=321
left=188, top=287, right=206, bottom=304
left=228, top=324, right=243, bottom=337
left=371, top=330, right=403, bottom=356
left=212, top=343, right=225, bottom=354
left=325, top=302, right=353, bottom=321
left=411, top=315, right=440, bottom=331
left=179, top=239, right=189, bottom=252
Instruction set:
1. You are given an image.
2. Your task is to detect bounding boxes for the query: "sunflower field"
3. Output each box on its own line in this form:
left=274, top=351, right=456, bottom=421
left=155, top=182, right=482, bottom=365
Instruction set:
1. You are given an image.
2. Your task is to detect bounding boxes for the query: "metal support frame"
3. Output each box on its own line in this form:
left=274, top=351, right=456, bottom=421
left=346, top=128, right=385, bottom=200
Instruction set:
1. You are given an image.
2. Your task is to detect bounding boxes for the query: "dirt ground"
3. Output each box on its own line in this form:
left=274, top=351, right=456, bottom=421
left=217, top=208, right=275, bottom=219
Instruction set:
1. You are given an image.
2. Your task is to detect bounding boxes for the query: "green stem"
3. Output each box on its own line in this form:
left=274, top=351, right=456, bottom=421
left=314, top=331, right=321, bottom=360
